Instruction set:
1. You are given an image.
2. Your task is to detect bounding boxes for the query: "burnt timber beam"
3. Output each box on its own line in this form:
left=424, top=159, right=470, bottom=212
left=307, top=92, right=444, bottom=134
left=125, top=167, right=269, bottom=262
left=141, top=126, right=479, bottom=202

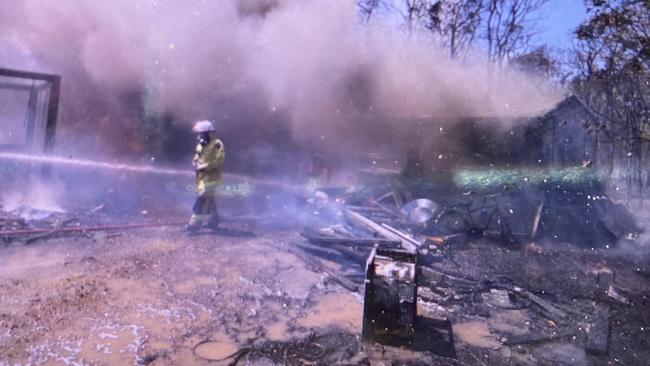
left=43, top=75, right=60, bottom=154
left=0, top=81, right=51, bottom=91
left=0, top=67, right=60, bottom=82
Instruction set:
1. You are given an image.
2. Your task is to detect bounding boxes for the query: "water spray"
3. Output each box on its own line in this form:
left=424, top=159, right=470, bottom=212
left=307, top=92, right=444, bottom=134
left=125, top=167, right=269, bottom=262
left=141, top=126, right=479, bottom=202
left=0, top=152, right=193, bottom=176
left=0, top=152, right=308, bottom=195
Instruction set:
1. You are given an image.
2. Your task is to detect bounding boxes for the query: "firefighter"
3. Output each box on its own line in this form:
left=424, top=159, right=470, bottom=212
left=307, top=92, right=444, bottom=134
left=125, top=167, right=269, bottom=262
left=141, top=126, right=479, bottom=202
left=187, top=120, right=225, bottom=233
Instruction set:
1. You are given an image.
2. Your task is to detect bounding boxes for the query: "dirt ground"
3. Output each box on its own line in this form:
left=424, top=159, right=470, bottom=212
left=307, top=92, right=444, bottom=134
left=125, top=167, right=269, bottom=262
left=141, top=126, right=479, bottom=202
left=0, top=211, right=649, bottom=365
left=0, top=223, right=366, bottom=365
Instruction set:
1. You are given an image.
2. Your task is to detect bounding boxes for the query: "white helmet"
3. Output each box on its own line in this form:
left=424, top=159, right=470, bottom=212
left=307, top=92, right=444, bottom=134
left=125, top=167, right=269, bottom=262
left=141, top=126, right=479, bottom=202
left=192, top=120, right=216, bottom=133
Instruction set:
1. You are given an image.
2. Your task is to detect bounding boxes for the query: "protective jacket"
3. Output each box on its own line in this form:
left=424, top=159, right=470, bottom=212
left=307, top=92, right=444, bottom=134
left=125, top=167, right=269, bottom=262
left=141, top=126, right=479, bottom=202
left=193, top=137, right=225, bottom=194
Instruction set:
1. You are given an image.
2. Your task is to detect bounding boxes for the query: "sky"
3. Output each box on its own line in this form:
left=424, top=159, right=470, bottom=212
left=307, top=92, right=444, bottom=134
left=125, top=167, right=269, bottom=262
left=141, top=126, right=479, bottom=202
left=379, top=0, right=588, bottom=51
left=536, top=0, right=588, bottom=49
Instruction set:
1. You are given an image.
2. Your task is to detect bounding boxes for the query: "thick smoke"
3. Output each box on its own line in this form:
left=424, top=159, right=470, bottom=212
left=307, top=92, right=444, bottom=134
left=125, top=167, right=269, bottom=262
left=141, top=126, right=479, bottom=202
left=0, top=0, right=560, bottom=165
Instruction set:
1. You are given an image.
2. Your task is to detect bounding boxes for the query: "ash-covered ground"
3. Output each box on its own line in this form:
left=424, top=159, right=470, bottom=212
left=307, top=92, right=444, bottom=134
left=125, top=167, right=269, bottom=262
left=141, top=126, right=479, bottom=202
left=0, top=207, right=368, bottom=365
left=0, top=173, right=649, bottom=365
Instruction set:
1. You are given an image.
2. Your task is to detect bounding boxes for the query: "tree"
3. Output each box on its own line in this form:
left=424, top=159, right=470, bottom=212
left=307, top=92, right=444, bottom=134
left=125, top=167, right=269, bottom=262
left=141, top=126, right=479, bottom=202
left=484, top=0, right=549, bottom=65
left=356, top=1, right=546, bottom=62
left=426, top=0, right=485, bottom=59
left=356, top=0, right=388, bottom=23
left=510, top=45, right=558, bottom=78
left=571, top=0, right=650, bottom=201
left=399, top=0, right=430, bottom=34
left=576, top=0, right=650, bottom=73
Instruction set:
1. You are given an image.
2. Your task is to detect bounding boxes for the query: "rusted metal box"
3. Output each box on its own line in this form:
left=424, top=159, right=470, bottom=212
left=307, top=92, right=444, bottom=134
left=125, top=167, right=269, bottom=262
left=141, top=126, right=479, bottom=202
left=362, top=247, right=417, bottom=345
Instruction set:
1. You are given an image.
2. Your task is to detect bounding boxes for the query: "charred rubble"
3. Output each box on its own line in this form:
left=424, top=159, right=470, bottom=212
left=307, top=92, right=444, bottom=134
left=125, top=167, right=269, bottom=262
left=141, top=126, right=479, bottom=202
left=290, top=159, right=648, bottom=364
left=288, top=99, right=646, bottom=364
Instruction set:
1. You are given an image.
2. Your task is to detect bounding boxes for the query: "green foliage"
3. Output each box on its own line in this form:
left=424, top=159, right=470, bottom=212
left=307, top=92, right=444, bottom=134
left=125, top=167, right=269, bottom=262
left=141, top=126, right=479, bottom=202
left=453, top=167, right=602, bottom=188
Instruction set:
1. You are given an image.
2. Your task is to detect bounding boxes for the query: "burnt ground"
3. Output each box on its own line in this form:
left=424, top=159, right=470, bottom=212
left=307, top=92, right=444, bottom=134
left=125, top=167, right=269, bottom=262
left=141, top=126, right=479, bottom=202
left=0, top=190, right=649, bottom=365
left=424, top=238, right=650, bottom=365
left=0, top=223, right=366, bottom=365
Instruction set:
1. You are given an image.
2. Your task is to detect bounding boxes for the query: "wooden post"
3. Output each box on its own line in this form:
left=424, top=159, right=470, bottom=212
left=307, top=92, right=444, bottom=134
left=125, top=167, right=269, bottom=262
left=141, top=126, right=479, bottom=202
left=43, top=75, right=61, bottom=154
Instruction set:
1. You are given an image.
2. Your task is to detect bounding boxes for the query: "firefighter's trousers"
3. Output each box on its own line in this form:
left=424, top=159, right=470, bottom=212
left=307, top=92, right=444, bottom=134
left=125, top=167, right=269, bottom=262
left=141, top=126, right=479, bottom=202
left=189, top=187, right=219, bottom=228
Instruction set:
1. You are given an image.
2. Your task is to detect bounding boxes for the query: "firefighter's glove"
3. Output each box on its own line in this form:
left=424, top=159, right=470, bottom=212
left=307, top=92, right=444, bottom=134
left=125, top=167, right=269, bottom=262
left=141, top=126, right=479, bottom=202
left=194, top=162, right=209, bottom=172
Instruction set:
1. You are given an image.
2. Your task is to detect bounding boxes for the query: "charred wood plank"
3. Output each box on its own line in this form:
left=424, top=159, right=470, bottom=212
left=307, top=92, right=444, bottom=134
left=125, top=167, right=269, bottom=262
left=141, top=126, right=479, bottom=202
left=504, top=329, right=574, bottom=346
left=380, top=223, right=423, bottom=248
left=285, top=245, right=360, bottom=292
left=344, top=209, right=417, bottom=252
left=586, top=304, right=610, bottom=355
left=296, top=242, right=368, bottom=264
left=326, top=243, right=373, bottom=262
left=512, top=287, right=567, bottom=320
left=300, top=231, right=400, bottom=247
left=419, top=266, right=479, bottom=288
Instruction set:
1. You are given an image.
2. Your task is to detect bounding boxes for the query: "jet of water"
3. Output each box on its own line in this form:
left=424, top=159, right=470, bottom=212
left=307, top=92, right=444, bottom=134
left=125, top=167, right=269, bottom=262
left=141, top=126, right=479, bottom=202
left=0, top=152, right=308, bottom=194
left=0, top=152, right=193, bottom=176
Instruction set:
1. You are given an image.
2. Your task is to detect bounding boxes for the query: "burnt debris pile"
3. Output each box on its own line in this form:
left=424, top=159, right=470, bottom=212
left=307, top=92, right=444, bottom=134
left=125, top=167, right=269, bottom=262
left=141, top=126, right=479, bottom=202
left=0, top=205, right=86, bottom=244
left=292, top=165, right=645, bottom=362
left=302, top=166, right=640, bottom=257
left=0, top=198, right=186, bottom=245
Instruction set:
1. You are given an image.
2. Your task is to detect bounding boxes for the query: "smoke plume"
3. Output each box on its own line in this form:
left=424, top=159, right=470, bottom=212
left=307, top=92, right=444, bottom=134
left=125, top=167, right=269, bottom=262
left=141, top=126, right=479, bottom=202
left=0, top=0, right=560, bottom=165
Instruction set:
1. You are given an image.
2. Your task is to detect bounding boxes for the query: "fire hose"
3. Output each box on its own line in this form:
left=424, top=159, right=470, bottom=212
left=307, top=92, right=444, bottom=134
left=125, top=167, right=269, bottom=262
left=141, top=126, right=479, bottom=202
left=0, top=221, right=187, bottom=237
